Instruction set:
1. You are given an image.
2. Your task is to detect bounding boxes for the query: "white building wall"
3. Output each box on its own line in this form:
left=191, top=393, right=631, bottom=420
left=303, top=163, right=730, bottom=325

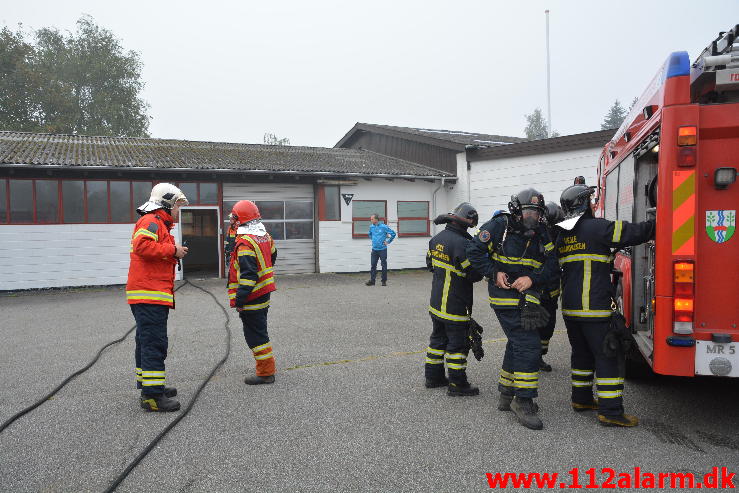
left=318, top=179, right=448, bottom=273
left=469, top=147, right=601, bottom=219
left=0, top=223, right=184, bottom=291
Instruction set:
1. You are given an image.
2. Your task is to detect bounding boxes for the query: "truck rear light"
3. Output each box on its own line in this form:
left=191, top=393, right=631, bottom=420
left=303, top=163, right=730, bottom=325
left=714, top=167, right=737, bottom=190
left=677, top=126, right=697, bottom=146
left=677, top=147, right=697, bottom=167
left=673, top=261, right=694, bottom=334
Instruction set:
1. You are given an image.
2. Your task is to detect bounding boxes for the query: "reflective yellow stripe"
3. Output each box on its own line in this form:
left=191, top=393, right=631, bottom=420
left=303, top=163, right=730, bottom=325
left=239, top=279, right=257, bottom=286
left=428, top=306, right=470, bottom=322
left=253, top=278, right=275, bottom=291
left=559, top=254, right=612, bottom=264
left=525, top=294, right=541, bottom=305
left=431, top=258, right=466, bottom=277
left=254, top=352, right=274, bottom=360
left=142, top=380, right=165, bottom=386
left=241, top=300, right=271, bottom=311
left=445, top=353, right=466, bottom=360
left=514, top=371, right=539, bottom=378
left=544, top=242, right=554, bottom=252
left=499, top=376, right=514, bottom=385
left=258, top=266, right=274, bottom=276
left=133, top=229, right=158, bottom=241
left=126, top=290, right=173, bottom=302
left=571, top=369, right=594, bottom=376
left=500, top=369, right=514, bottom=379
left=572, top=381, right=593, bottom=387
left=612, top=220, right=623, bottom=243
left=426, top=347, right=445, bottom=356
left=243, top=236, right=268, bottom=272
left=238, top=249, right=256, bottom=257
left=597, top=390, right=623, bottom=398
left=489, top=297, right=520, bottom=306
left=228, top=293, right=237, bottom=299
left=582, top=260, right=591, bottom=311
left=460, top=259, right=471, bottom=269
left=514, top=382, right=538, bottom=388
left=440, top=270, right=451, bottom=313
left=549, top=288, right=561, bottom=298
left=492, top=253, right=542, bottom=268
left=597, top=378, right=624, bottom=385
left=227, top=283, right=239, bottom=289
left=425, top=358, right=444, bottom=364
left=447, top=363, right=466, bottom=370
left=562, top=309, right=613, bottom=318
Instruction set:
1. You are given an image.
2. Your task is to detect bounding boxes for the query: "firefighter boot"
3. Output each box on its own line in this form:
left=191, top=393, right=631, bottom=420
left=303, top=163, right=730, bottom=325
left=244, top=374, right=275, bottom=385
left=598, top=413, right=639, bottom=427
left=141, top=387, right=177, bottom=398
left=365, top=280, right=375, bottom=286
left=140, top=394, right=181, bottom=412
left=497, top=393, right=514, bottom=411
left=425, top=376, right=449, bottom=388
left=447, top=381, right=480, bottom=396
left=572, top=399, right=598, bottom=412
left=511, top=397, right=544, bottom=430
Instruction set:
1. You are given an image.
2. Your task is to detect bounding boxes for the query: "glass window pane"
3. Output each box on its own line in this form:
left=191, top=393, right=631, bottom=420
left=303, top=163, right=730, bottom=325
left=199, top=183, right=218, bottom=204
left=285, top=221, right=313, bottom=239
left=110, top=181, right=131, bottom=223
left=9, top=180, right=33, bottom=223
left=178, top=182, right=197, bottom=204
left=35, top=180, right=59, bottom=223
left=255, top=201, right=284, bottom=220
left=132, top=182, right=151, bottom=216
left=0, top=180, right=6, bottom=223
left=353, top=220, right=371, bottom=235
left=323, top=185, right=340, bottom=220
left=604, top=168, right=619, bottom=221
left=63, top=181, right=85, bottom=222
left=285, top=201, right=313, bottom=220
left=87, top=181, right=108, bottom=222
left=399, top=219, right=428, bottom=234
left=398, top=201, right=428, bottom=218
left=223, top=200, right=238, bottom=217
left=352, top=200, right=385, bottom=219
left=263, top=221, right=284, bottom=240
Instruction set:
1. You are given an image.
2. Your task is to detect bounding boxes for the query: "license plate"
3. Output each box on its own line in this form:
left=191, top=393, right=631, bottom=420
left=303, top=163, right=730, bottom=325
left=695, top=340, right=739, bottom=377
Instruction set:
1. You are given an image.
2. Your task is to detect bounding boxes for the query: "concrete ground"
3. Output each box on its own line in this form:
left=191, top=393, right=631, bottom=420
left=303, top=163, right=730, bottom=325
left=1, top=272, right=738, bottom=492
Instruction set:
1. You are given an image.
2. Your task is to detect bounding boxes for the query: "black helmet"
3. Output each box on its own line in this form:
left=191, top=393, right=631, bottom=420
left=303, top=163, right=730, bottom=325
left=508, top=188, right=546, bottom=217
left=574, top=176, right=586, bottom=185
left=450, top=202, right=479, bottom=227
left=560, top=185, right=594, bottom=219
left=545, top=201, right=564, bottom=225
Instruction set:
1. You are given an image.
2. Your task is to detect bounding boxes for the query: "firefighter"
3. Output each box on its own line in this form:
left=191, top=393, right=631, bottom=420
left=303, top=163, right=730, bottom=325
left=425, top=203, right=484, bottom=396
left=539, top=202, right=565, bottom=372
left=556, top=185, right=655, bottom=427
left=127, top=183, right=189, bottom=412
left=227, top=200, right=278, bottom=385
left=467, top=189, right=558, bottom=430
left=224, top=213, right=238, bottom=271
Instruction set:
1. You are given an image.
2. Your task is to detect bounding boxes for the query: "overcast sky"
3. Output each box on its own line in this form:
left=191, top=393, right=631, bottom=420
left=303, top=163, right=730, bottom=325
left=3, top=1, right=737, bottom=146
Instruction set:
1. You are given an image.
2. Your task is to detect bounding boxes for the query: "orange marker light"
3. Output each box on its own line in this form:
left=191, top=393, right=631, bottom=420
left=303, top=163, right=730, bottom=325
left=677, top=126, right=697, bottom=146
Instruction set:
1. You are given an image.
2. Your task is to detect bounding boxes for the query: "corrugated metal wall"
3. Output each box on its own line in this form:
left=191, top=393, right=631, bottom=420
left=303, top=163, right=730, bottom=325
left=223, top=182, right=315, bottom=275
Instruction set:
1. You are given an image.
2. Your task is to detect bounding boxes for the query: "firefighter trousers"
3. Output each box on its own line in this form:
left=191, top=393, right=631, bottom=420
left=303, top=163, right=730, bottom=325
left=131, top=304, right=169, bottom=395
left=239, top=295, right=275, bottom=377
left=538, top=297, right=558, bottom=356
left=494, top=308, right=541, bottom=399
left=565, top=318, right=624, bottom=417
left=425, top=317, right=470, bottom=385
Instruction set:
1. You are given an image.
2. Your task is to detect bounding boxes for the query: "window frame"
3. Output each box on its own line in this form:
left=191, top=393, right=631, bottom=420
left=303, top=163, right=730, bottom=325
left=396, top=200, right=430, bottom=237
left=317, top=185, right=341, bottom=221
left=351, top=199, right=387, bottom=238
left=175, top=181, right=219, bottom=206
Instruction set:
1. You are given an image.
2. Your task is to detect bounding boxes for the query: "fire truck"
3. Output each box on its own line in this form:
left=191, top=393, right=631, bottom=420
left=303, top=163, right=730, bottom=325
left=595, top=25, right=739, bottom=378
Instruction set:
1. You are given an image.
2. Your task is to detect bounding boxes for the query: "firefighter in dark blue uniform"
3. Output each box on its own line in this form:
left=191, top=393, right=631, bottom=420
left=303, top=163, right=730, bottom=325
left=425, top=203, right=484, bottom=396
left=556, top=185, right=655, bottom=427
left=467, top=189, right=559, bottom=430
left=539, top=202, right=565, bottom=372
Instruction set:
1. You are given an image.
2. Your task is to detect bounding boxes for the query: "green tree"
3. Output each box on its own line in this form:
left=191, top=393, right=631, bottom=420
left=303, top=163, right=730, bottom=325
left=0, top=16, right=150, bottom=136
left=263, top=132, right=290, bottom=145
left=601, top=100, right=627, bottom=130
left=0, top=26, right=43, bottom=131
left=524, top=108, right=557, bottom=140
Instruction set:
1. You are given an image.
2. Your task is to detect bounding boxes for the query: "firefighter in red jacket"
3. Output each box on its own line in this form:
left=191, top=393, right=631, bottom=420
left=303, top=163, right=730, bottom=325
left=227, top=200, right=278, bottom=384
left=127, top=183, right=189, bottom=412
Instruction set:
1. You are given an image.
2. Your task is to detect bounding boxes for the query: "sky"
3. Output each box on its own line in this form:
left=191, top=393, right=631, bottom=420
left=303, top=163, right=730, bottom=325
left=2, top=1, right=737, bottom=147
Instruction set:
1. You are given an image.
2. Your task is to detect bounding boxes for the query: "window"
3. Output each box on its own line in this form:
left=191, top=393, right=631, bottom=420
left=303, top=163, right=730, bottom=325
left=0, top=180, right=6, bottom=223
left=9, top=180, right=33, bottom=223
left=178, top=182, right=198, bottom=203
left=318, top=185, right=340, bottom=221
left=175, top=182, right=218, bottom=205
left=132, top=181, right=154, bottom=218
left=397, top=201, right=429, bottom=237
left=35, top=180, right=59, bottom=223
left=63, top=181, right=85, bottom=223
left=352, top=200, right=386, bottom=238
left=255, top=200, right=314, bottom=240
left=110, top=181, right=132, bottom=223
left=86, top=181, right=108, bottom=223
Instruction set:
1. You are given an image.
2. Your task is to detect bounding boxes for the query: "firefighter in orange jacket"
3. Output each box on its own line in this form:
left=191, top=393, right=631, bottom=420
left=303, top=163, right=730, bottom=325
left=227, top=200, right=278, bottom=384
left=127, top=183, right=189, bottom=412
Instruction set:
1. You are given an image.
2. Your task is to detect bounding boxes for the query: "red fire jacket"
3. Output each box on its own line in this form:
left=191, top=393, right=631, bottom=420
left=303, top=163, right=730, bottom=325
left=228, top=233, right=277, bottom=310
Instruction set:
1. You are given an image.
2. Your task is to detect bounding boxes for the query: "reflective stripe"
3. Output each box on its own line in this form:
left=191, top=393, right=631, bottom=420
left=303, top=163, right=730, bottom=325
left=241, top=300, right=271, bottom=311
left=561, top=309, right=613, bottom=318
left=126, top=290, right=173, bottom=303
left=243, top=236, right=268, bottom=271
left=445, top=353, right=466, bottom=360
left=492, top=253, right=542, bottom=268
left=559, top=253, right=612, bottom=264
left=426, top=347, right=445, bottom=356
left=254, top=352, right=274, bottom=360
left=228, top=283, right=240, bottom=289
left=525, top=294, right=541, bottom=305
left=460, top=259, right=471, bottom=269
left=514, top=381, right=538, bottom=388
left=142, top=380, right=165, bottom=386
left=239, top=279, right=257, bottom=286
left=514, top=371, right=538, bottom=379
left=258, top=266, right=274, bottom=276
left=572, top=381, right=593, bottom=387
left=440, top=270, right=451, bottom=313
left=612, top=220, right=623, bottom=243
left=500, top=369, right=515, bottom=379
left=252, top=342, right=272, bottom=353
left=428, top=306, right=470, bottom=322
left=228, top=293, right=237, bottom=299
left=571, top=369, right=594, bottom=376
left=425, top=358, right=444, bottom=364
left=549, top=288, right=561, bottom=298
left=489, top=297, right=520, bottom=306
left=133, top=229, right=158, bottom=241
left=597, top=378, right=625, bottom=385
left=431, top=258, right=466, bottom=277
left=544, top=242, right=554, bottom=252
left=141, top=371, right=165, bottom=377
left=582, top=260, right=592, bottom=311
left=253, top=278, right=275, bottom=291
left=540, top=340, right=549, bottom=346
left=447, top=363, right=466, bottom=370
left=238, top=249, right=256, bottom=257
left=597, top=390, right=623, bottom=398
left=499, top=376, right=514, bottom=385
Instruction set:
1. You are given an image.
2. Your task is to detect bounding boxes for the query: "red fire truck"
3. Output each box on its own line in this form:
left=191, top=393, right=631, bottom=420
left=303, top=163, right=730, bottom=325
left=595, top=25, right=739, bottom=378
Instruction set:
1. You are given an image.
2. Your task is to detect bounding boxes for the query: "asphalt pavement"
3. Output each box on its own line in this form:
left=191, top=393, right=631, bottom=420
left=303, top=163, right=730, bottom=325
left=1, top=272, right=738, bottom=492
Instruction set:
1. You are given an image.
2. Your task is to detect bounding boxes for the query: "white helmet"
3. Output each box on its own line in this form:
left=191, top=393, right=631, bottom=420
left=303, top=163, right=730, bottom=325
left=137, top=183, right=189, bottom=215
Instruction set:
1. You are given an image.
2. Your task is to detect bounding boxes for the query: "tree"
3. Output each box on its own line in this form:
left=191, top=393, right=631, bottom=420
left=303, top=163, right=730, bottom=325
left=263, top=132, right=290, bottom=146
left=524, top=108, right=557, bottom=140
left=0, top=16, right=150, bottom=136
left=601, top=100, right=627, bottom=130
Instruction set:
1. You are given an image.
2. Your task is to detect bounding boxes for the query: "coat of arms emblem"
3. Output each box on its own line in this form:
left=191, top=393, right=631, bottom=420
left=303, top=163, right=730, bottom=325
left=705, top=210, right=735, bottom=243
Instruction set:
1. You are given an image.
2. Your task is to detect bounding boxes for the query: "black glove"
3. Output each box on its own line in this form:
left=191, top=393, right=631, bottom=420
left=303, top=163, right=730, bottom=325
left=519, top=292, right=550, bottom=331
left=602, top=310, right=632, bottom=357
left=467, top=318, right=485, bottom=361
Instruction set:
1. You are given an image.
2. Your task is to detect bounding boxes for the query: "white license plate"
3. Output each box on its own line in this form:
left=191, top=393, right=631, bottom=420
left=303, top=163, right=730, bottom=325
left=695, top=340, right=739, bottom=377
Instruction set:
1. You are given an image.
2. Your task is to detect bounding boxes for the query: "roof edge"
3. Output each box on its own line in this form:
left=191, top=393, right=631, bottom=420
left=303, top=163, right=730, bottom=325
left=466, top=129, right=616, bottom=162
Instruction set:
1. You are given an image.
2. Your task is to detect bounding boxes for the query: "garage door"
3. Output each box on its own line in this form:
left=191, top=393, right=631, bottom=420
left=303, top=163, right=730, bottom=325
left=223, top=183, right=315, bottom=274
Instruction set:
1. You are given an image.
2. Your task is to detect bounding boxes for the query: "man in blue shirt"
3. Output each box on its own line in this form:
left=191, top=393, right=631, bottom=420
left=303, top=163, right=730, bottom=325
left=366, top=214, right=396, bottom=286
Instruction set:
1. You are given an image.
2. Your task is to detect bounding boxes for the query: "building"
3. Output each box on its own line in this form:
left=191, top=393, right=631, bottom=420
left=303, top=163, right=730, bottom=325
left=0, top=131, right=453, bottom=290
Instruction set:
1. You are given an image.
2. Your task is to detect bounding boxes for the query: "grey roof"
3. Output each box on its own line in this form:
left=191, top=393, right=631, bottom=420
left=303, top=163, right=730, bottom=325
left=0, top=131, right=452, bottom=178
left=335, top=123, right=526, bottom=151
left=466, top=129, right=617, bottom=161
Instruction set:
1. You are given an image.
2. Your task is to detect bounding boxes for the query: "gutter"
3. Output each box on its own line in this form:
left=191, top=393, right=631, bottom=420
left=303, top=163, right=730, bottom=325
left=431, top=177, right=446, bottom=235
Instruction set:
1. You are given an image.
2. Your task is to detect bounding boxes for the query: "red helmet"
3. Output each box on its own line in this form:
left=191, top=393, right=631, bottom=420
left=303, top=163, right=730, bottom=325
left=231, top=200, right=260, bottom=224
